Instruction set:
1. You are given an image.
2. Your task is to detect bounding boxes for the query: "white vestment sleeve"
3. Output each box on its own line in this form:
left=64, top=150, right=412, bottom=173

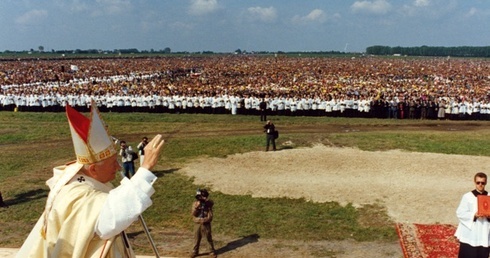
left=456, top=193, right=476, bottom=230
left=95, top=168, right=157, bottom=239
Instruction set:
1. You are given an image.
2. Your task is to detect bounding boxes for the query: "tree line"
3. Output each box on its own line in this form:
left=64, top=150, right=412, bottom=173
left=4, top=45, right=490, bottom=57
left=366, top=45, right=490, bottom=57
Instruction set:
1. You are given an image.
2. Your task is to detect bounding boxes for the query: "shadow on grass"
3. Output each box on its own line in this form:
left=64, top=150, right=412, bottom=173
left=215, top=233, right=260, bottom=255
left=153, top=168, right=180, bottom=178
left=127, top=230, right=146, bottom=239
left=6, top=188, right=48, bottom=206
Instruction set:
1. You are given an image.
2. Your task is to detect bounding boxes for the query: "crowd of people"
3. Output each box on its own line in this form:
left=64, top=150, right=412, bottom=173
left=1, top=55, right=490, bottom=120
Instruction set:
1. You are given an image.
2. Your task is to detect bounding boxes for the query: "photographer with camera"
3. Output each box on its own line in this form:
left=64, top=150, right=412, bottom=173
left=263, top=120, right=277, bottom=152
left=191, top=188, right=217, bottom=258
left=119, top=140, right=137, bottom=178
left=137, top=136, right=149, bottom=167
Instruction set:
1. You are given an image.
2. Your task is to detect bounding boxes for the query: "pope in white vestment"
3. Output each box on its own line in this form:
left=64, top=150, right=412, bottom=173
left=16, top=101, right=165, bottom=258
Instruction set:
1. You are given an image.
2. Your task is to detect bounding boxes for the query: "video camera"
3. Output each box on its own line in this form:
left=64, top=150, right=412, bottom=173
left=195, top=188, right=209, bottom=203
left=195, top=189, right=209, bottom=218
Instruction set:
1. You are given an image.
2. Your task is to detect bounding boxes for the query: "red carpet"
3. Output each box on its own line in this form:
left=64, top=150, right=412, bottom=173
left=396, top=223, right=459, bottom=258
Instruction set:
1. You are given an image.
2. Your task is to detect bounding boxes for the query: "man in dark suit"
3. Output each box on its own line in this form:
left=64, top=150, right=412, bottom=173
left=259, top=98, right=267, bottom=121
left=263, top=120, right=277, bottom=151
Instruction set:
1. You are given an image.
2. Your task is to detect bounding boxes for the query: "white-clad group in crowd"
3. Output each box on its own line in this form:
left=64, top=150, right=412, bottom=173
left=1, top=56, right=490, bottom=120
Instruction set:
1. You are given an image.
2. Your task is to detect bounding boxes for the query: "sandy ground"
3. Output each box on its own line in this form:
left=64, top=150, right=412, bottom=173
left=181, top=144, right=484, bottom=225
left=176, top=144, right=488, bottom=257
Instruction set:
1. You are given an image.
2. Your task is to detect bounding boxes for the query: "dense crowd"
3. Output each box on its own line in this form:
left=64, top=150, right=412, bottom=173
left=1, top=55, right=490, bottom=120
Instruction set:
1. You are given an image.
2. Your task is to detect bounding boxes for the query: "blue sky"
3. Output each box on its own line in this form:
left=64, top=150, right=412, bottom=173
left=0, top=0, right=489, bottom=53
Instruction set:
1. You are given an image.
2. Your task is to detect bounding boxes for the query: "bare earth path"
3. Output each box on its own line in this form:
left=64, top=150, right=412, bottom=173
left=175, top=145, right=488, bottom=257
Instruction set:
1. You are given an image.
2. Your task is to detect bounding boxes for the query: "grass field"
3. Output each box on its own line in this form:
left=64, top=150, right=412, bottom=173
left=1, top=111, right=490, bottom=255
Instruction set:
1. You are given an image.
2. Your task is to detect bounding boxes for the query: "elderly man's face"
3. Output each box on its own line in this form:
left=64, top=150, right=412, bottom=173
left=92, top=154, right=121, bottom=183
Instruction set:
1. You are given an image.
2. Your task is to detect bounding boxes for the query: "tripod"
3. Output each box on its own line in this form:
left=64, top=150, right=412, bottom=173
left=120, top=170, right=160, bottom=257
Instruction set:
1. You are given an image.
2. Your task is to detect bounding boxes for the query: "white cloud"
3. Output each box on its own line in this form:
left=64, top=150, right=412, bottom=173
left=91, top=0, right=131, bottom=16
left=292, top=9, right=331, bottom=24
left=401, top=0, right=456, bottom=18
left=414, top=0, right=430, bottom=7
left=305, top=9, right=327, bottom=22
left=401, top=0, right=430, bottom=16
left=464, top=7, right=490, bottom=19
left=106, top=0, right=131, bottom=13
left=247, top=6, right=277, bottom=22
left=351, top=0, right=392, bottom=15
left=188, top=0, right=219, bottom=16
left=53, top=0, right=89, bottom=12
left=15, top=9, right=48, bottom=25
left=469, top=7, right=478, bottom=16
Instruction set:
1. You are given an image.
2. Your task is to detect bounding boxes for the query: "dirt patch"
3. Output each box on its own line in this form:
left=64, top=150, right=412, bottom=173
left=175, top=145, right=485, bottom=257
left=133, top=227, right=401, bottom=258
